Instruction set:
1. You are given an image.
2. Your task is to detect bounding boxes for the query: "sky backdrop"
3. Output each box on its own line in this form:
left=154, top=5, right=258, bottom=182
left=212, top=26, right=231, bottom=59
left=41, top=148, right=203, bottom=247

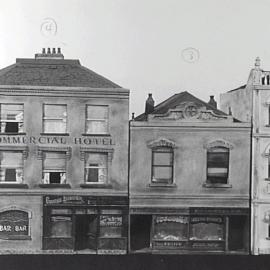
left=0, top=0, right=269, bottom=115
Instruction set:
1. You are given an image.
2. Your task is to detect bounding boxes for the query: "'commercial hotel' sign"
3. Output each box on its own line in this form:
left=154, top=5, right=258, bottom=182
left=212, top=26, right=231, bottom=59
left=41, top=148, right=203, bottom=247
left=0, top=136, right=115, bottom=146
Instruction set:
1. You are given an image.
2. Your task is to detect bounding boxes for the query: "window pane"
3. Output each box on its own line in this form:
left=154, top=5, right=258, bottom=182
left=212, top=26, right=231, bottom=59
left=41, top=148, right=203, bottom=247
left=153, top=216, right=188, bottom=241
left=208, top=152, right=229, bottom=168
left=100, top=227, right=122, bottom=238
left=153, top=152, right=172, bottom=166
left=85, top=168, right=107, bottom=183
left=44, top=152, right=66, bottom=170
left=50, top=216, right=72, bottom=237
left=0, top=152, right=23, bottom=167
left=44, top=105, right=66, bottom=118
left=86, top=121, right=107, bottom=134
left=43, top=120, right=66, bottom=133
left=1, top=104, right=23, bottom=121
left=153, top=167, right=172, bottom=180
left=190, top=217, right=224, bottom=241
left=87, top=106, right=108, bottom=119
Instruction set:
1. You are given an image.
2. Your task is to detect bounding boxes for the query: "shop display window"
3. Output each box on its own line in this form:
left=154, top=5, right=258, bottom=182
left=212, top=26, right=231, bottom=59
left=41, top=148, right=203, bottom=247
left=0, top=104, right=24, bottom=133
left=153, top=216, right=188, bottom=241
left=0, top=151, right=23, bottom=183
left=86, top=105, right=108, bottom=134
left=43, top=104, right=67, bottom=134
left=207, top=147, right=229, bottom=184
left=42, top=152, right=66, bottom=184
left=151, top=147, right=173, bottom=184
left=84, top=153, right=108, bottom=183
left=190, top=217, right=224, bottom=241
left=99, top=215, right=122, bottom=238
left=50, top=215, right=72, bottom=238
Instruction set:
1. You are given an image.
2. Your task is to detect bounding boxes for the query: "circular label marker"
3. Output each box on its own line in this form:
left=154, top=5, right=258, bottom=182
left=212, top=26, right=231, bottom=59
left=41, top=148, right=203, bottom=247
left=40, top=18, right=57, bottom=37
left=181, top=47, right=200, bottom=63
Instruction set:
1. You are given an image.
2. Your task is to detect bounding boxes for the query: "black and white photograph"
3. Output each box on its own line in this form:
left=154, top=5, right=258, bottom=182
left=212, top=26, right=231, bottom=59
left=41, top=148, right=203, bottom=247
left=0, top=0, right=270, bottom=269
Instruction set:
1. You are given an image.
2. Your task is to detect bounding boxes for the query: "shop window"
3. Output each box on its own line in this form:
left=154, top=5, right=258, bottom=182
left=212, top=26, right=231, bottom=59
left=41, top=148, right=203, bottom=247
left=84, top=153, right=108, bottom=184
left=153, top=216, right=188, bottom=241
left=151, top=147, right=173, bottom=184
left=207, top=147, right=229, bottom=185
left=43, top=152, right=66, bottom=184
left=0, top=104, right=23, bottom=133
left=0, top=210, right=30, bottom=240
left=190, top=217, right=224, bottom=241
left=0, top=151, right=23, bottom=183
left=50, top=216, right=72, bottom=238
left=43, top=104, right=67, bottom=134
left=86, top=105, right=108, bottom=134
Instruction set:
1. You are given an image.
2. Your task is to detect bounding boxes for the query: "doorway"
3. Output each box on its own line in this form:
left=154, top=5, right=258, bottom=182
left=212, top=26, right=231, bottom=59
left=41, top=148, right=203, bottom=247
left=74, top=215, right=98, bottom=251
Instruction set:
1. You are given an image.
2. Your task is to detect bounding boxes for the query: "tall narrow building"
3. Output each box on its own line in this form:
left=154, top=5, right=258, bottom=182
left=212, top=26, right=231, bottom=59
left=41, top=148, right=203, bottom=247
left=220, top=58, right=270, bottom=255
left=0, top=49, right=129, bottom=254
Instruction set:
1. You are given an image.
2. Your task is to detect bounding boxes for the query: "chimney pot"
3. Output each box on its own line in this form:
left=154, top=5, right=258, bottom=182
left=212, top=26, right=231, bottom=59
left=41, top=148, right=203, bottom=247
left=255, top=57, right=261, bottom=69
left=47, top=48, right=51, bottom=54
left=57, top=48, right=61, bottom=54
left=145, top=93, right=155, bottom=115
left=42, top=48, right=46, bottom=54
left=52, top=48, right=56, bottom=54
left=208, top=95, right=217, bottom=109
left=132, top=112, right=135, bottom=120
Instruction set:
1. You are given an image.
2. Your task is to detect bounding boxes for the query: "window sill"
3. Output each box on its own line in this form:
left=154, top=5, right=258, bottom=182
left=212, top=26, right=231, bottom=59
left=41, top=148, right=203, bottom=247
left=148, top=183, right=177, bottom=188
left=39, top=184, right=71, bottom=188
left=81, top=133, right=111, bottom=137
left=0, top=183, right=28, bottom=189
left=203, top=183, right=232, bottom=188
left=0, top=132, right=26, bottom=135
left=40, top=133, right=70, bottom=136
left=80, top=183, right=112, bottom=189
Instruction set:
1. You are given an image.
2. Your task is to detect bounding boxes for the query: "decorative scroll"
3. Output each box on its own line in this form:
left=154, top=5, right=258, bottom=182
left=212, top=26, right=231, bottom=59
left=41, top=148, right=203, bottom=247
left=147, top=138, right=176, bottom=149
left=203, top=139, right=234, bottom=150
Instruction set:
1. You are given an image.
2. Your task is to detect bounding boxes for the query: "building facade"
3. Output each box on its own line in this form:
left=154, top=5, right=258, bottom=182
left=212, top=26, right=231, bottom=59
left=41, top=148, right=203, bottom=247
left=129, top=92, right=251, bottom=254
left=220, top=58, right=270, bottom=255
left=0, top=48, right=129, bottom=254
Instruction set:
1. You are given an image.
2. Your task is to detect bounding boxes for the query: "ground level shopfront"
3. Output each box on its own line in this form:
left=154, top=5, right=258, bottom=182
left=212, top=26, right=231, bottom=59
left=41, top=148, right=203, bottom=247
left=130, top=207, right=249, bottom=254
left=43, top=195, right=128, bottom=254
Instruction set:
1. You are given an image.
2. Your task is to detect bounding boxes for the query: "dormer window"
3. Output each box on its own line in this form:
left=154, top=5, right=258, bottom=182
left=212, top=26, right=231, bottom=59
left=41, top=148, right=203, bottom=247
left=0, top=104, right=24, bottom=133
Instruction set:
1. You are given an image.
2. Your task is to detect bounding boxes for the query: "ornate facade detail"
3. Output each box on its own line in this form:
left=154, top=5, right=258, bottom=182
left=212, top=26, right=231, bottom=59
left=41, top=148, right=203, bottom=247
left=203, top=139, right=234, bottom=150
left=147, top=138, right=176, bottom=149
left=37, top=146, right=72, bottom=160
left=149, top=102, right=231, bottom=122
left=0, top=146, right=29, bottom=160
left=80, top=147, right=114, bottom=162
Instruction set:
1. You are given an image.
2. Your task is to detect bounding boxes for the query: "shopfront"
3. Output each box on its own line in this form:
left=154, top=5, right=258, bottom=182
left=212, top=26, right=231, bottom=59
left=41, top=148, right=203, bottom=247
left=130, top=207, right=249, bottom=254
left=43, top=195, right=128, bottom=254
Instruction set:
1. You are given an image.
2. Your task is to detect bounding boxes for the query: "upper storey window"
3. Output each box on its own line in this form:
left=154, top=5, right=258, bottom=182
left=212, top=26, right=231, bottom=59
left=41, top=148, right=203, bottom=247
left=151, top=147, right=174, bottom=184
left=207, top=147, right=229, bottom=185
left=0, top=104, right=24, bottom=133
left=43, top=105, right=67, bottom=134
left=86, top=105, right=108, bottom=134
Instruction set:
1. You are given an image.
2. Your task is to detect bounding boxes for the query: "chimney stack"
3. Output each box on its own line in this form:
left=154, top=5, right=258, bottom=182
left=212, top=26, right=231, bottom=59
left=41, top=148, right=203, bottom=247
left=35, top=47, right=64, bottom=60
left=145, top=93, right=155, bottom=115
left=208, top=95, right=217, bottom=109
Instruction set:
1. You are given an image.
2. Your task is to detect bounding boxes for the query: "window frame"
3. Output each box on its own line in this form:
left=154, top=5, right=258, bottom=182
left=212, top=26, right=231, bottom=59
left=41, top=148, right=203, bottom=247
left=151, top=147, right=174, bottom=185
left=0, top=103, right=24, bottom=134
left=85, top=105, right=109, bottom=135
left=42, top=104, right=68, bottom=134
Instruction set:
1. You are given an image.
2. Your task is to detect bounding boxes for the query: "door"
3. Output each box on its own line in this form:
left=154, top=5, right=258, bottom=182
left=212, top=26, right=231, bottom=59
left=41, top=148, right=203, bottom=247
left=75, top=215, right=98, bottom=251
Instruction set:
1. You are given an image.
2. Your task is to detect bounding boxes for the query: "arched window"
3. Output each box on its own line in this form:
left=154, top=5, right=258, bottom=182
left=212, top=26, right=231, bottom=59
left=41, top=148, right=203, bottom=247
left=151, top=147, right=173, bottom=184
left=207, top=147, right=229, bottom=184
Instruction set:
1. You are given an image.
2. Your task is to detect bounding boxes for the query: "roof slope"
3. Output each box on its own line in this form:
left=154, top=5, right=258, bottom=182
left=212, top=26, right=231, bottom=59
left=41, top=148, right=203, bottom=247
left=135, top=91, right=232, bottom=121
left=0, top=58, right=121, bottom=88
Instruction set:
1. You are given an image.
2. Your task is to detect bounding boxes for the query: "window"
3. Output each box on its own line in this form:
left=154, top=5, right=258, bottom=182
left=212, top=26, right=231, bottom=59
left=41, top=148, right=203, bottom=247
left=43, top=104, right=67, bottom=134
left=43, top=152, right=66, bottom=184
left=0, top=151, right=23, bottom=183
left=50, top=216, right=72, bottom=238
left=207, top=147, right=229, bottom=184
left=151, top=147, right=173, bottom=184
left=190, top=217, right=224, bottom=241
left=84, top=153, right=108, bottom=183
left=0, top=104, right=23, bottom=133
left=86, top=105, right=108, bottom=134
left=153, top=216, right=188, bottom=241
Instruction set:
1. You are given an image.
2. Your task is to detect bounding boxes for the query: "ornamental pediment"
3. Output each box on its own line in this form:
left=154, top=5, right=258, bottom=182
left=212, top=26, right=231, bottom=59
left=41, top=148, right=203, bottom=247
left=147, top=138, right=176, bottom=148
left=148, top=102, right=231, bottom=122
